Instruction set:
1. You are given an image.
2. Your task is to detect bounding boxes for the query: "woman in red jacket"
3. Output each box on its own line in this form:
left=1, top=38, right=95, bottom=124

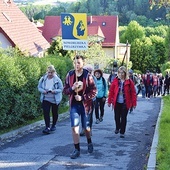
left=108, top=66, right=137, bottom=138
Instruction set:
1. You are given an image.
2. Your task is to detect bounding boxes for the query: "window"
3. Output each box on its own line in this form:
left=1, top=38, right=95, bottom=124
left=102, top=22, right=106, bottom=26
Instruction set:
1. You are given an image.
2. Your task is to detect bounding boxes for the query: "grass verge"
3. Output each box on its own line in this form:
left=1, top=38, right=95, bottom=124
left=156, top=95, right=170, bottom=170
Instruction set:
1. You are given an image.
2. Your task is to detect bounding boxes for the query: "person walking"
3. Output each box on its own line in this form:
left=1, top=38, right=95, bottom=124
left=144, top=70, right=153, bottom=100
left=108, top=70, right=117, bottom=89
left=162, top=72, right=170, bottom=96
left=38, top=65, right=63, bottom=134
left=108, top=66, right=137, bottom=138
left=63, top=55, right=97, bottom=159
left=136, top=74, right=142, bottom=96
left=157, top=73, right=163, bottom=96
left=128, top=69, right=138, bottom=93
left=152, top=72, right=158, bottom=97
left=94, top=69, right=108, bottom=124
left=80, top=64, right=97, bottom=136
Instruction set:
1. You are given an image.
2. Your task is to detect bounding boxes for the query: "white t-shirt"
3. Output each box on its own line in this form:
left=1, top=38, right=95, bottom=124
left=45, top=78, right=53, bottom=91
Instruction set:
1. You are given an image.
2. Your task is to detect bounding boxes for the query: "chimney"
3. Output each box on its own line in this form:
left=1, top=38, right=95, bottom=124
left=90, top=16, right=92, bottom=24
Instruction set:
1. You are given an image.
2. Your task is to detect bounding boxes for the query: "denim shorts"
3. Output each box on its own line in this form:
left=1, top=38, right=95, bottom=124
left=70, top=103, right=90, bottom=129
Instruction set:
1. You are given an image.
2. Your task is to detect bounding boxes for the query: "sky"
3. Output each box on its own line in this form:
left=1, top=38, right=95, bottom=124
left=33, top=0, right=78, bottom=5
left=58, top=0, right=77, bottom=1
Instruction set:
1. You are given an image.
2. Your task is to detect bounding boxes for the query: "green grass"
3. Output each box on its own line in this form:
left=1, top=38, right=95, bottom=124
left=0, top=105, right=69, bottom=135
left=156, top=95, right=170, bottom=170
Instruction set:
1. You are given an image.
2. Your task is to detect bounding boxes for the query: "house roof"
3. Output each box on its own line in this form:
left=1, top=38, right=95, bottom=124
left=0, top=0, right=50, bottom=56
left=42, top=16, right=61, bottom=42
left=42, top=15, right=118, bottom=47
left=87, top=16, right=118, bottom=47
left=88, top=25, right=105, bottom=39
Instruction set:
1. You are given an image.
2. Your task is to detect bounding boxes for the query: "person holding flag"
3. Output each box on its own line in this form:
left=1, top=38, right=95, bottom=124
left=63, top=55, right=97, bottom=159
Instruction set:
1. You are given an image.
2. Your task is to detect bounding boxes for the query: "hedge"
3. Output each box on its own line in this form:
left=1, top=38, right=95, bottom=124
left=0, top=49, right=73, bottom=130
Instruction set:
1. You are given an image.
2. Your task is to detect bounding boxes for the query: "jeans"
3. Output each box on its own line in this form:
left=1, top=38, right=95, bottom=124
left=145, top=85, right=152, bottom=98
left=70, top=103, right=89, bottom=129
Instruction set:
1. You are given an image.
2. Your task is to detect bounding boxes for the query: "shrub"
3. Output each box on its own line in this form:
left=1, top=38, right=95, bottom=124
left=0, top=50, right=73, bottom=131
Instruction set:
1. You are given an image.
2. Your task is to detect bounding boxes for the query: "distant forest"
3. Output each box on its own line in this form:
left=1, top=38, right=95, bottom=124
left=20, top=0, right=168, bottom=26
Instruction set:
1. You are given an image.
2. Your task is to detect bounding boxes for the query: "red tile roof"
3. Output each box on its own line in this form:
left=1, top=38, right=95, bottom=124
left=42, top=16, right=61, bottom=43
left=0, top=0, right=49, bottom=56
left=42, top=15, right=118, bottom=47
left=88, top=25, right=105, bottom=39
left=87, top=16, right=118, bottom=47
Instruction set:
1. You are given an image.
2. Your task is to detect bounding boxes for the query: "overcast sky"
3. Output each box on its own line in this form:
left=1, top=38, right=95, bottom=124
left=58, top=0, right=77, bottom=1
left=33, top=0, right=78, bottom=5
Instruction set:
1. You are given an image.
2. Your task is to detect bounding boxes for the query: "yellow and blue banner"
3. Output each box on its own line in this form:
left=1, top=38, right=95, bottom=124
left=61, top=13, right=88, bottom=50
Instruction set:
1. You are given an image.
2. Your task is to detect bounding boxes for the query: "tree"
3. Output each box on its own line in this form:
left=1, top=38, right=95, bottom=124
left=78, top=37, right=110, bottom=70
left=120, top=21, right=145, bottom=44
left=130, top=37, right=155, bottom=72
left=145, top=25, right=168, bottom=37
left=47, top=37, right=74, bottom=58
left=149, top=0, right=170, bottom=7
left=165, top=27, right=170, bottom=60
left=150, top=35, right=166, bottom=72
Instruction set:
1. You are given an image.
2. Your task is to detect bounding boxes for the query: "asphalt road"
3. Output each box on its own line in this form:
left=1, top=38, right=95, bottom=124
left=0, top=95, right=161, bottom=170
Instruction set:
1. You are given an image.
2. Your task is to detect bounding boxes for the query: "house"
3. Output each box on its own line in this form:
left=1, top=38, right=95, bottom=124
left=41, top=15, right=130, bottom=62
left=0, top=0, right=50, bottom=57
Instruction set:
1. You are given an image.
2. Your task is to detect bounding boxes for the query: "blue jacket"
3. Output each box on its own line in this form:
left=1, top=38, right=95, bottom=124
left=38, top=74, right=63, bottom=105
left=96, top=77, right=108, bottom=98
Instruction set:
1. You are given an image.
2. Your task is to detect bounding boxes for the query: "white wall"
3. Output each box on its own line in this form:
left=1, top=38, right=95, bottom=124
left=0, top=33, right=12, bottom=48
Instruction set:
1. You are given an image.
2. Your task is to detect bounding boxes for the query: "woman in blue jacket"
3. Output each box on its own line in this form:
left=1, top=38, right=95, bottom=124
left=94, top=69, right=108, bottom=124
left=38, top=65, right=63, bottom=134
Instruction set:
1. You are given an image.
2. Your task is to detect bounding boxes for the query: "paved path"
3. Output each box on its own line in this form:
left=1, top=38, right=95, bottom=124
left=0, top=95, right=161, bottom=170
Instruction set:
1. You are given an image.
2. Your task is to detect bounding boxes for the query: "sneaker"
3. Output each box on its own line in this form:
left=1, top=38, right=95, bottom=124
left=50, top=125, right=56, bottom=131
left=120, top=134, right=125, bottom=138
left=70, top=149, right=80, bottom=159
left=99, top=117, right=103, bottom=122
left=42, top=127, right=50, bottom=134
left=88, top=143, right=93, bottom=153
left=95, top=119, right=100, bottom=124
left=80, top=129, right=85, bottom=136
left=115, top=129, right=119, bottom=134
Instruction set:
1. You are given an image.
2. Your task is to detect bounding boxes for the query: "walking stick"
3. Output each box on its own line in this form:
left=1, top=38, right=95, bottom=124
left=125, top=40, right=129, bottom=79
left=75, top=51, right=78, bottom=95
left=121, top=40, right=129, bottom=67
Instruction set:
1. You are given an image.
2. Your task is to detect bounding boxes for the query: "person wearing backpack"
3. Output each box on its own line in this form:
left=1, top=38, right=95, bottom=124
left=38, top=65, right=63, bottom=134
left=108, top=66, right=137, bottom=138
left=94, top=69, right=108, bottom=124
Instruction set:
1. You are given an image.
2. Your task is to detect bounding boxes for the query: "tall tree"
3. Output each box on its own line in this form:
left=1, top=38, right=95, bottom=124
left=120, top=21, right=145, bottom=44
left=165, top=27, right=170, bottom=60
left=149, top=0, right=170, bottom=7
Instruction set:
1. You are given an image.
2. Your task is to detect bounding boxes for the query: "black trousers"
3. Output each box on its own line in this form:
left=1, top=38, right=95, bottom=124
left=114, top=102, right=129, bottom=134
left=163, top=84, right=169, bottom=95
left=88, top=100, right=95, bottom=129
left=95, top=97, right=106, bottom=119
left=42, top=100, right=59, bottom=128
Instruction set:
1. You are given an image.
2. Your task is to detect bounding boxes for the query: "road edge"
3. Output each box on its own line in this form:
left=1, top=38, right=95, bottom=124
left=0, top=111, right=70, bottom=142
left=147, top=98, right=163, bottom=170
